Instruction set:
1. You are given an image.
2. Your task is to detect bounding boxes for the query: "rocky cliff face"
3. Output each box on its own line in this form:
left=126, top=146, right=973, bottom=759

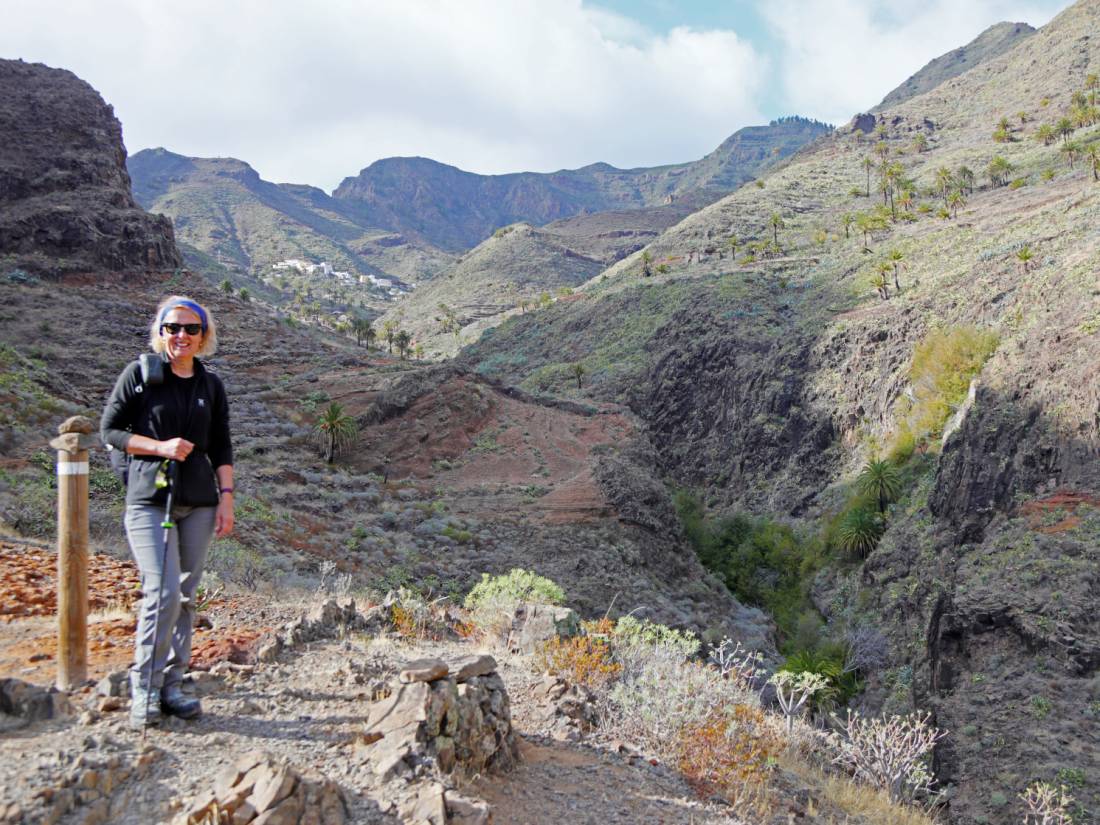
left=0, top=60, right=181, bottom=276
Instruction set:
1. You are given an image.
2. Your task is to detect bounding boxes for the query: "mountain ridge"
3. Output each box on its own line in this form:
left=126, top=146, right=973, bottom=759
left=874, top=21, right=1037, bottom=111
left=331, top=116, right=833, bottom=251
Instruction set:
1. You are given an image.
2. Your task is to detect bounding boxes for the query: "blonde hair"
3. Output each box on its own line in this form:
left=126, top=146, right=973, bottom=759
left=148, top=295, right=218, bottom=356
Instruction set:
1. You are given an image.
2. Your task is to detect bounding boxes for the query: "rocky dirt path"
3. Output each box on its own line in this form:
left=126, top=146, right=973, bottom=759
left=1, top=605, right=741, bottom=825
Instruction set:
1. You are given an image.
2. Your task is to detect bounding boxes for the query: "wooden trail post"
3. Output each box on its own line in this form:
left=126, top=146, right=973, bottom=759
left=50, top=415, right=97, bottom=691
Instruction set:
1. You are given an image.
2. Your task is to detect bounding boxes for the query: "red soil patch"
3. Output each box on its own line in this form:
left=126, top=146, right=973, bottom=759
left=358, top=376, right=634, bottom=522
left=1017, top=490, right=1100, bottom=534
left=0, top=616, right=135, bottom=683
left=0, top=542, right=272, bottom=684
left=190, top=628, right=268, bottom=670
left=0, top=544, right=141, bottom=621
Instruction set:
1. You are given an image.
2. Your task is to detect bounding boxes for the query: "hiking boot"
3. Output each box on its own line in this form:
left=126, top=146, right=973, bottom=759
left=129, top=674, right=161, bottom=730
left=160, top=684, right=202, bottom=720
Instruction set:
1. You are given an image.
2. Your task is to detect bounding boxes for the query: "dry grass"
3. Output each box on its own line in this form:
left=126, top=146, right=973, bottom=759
left=784, top=754, right=941, bottom=825
left=88, top=600, right=133, bottom=623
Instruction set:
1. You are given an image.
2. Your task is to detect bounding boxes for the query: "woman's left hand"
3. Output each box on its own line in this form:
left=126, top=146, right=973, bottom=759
left=215, top=496, right=234, bottom=537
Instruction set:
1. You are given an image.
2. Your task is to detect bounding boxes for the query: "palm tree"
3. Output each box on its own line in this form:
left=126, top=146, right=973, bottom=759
left=1060, top=141, right=1082, bottom=170
left=855, top=212, right=886, bottom=251
left=382, top=318, right=399, bottom=353
left=1055, top=117, right=1075, bottom=144
left=947, top=190, right=966, bottom=219
left=898, top=190, right=914, bottom=213
left=857, top=459, right=902, bottom=513
left=873, top=263, right=891, bottom=300
left=934, top=167, right=954, bottom=205
left=912, top=133, right=928, bottom=153
left=887, top=249, right=905, bottom=291
left=1016, top=244, right=1034, bottom=273
left=841, top=213, right=854, bottom=239
left=956, top=166, right=975, bottom=195
left=314, top=402, right=358, bottom=464
left=861, top=156, right=875, bottom=197
left=769, top=212, right=785, bottom=247
left=837, top=506, right=884, bottom=559
left=641, top=250, right=653, bottom=277
left=571, top=363, right=586, bottom=389
left=1087, top=145, right=1100, bottom=182
left=1035, top=124, right=1055, bottom=146
left=351, top=317, right=374, bottom=347
left=395, top=330, right=412, bottom=359
left=727, top=236, right=739, bottom=256
left=987, top=155, right=1012, bottom=188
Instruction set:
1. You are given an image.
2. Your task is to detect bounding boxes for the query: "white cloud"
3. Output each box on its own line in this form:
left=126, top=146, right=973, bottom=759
left=761, top=0, right=1063, bottom=125
left=1, top=0, right=766, bottom=188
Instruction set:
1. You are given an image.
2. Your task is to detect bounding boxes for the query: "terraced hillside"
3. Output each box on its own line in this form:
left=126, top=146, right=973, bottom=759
left=462, top=1, right=1100, bottom=821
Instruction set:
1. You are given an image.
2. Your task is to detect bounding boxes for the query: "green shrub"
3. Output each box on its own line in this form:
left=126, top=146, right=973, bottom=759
left=887, top=325, right=998, bottom=456
left=614, top=615, right=700, bottom=659
left=782, top=646, right=862, bottom=710
left=675, top=492, right=826, bottom=650
left=464, top=568, right=565, bottom=609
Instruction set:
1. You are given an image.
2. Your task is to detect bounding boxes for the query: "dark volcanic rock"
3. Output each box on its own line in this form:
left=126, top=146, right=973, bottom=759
left=0, top=59, right=181, bottom=276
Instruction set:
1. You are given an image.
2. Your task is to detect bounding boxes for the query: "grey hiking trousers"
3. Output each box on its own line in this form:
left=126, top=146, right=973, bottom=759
left=125, top=503, right=216, bottom=690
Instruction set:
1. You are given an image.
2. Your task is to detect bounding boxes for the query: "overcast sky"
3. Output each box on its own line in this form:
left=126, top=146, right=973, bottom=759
left=2, top=0, right=1071, bottom=190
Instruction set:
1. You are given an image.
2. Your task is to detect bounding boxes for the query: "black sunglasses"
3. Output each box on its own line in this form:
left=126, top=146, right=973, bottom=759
left=161, top=322, right=203, bottom=335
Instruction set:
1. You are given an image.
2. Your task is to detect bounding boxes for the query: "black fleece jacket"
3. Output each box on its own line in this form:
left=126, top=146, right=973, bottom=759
left=100, top=357, right=232, bottom=507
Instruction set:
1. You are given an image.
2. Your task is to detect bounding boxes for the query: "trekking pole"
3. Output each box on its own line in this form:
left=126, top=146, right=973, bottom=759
left=142, top=459, right=176, bottom=741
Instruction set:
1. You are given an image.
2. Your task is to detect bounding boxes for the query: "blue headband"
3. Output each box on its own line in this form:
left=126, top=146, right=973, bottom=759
left=158, top=300, right=207, bottom=331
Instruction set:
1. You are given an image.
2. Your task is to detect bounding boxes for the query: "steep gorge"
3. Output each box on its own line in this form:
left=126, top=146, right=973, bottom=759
left=462, top=1, right=1100, bottom=820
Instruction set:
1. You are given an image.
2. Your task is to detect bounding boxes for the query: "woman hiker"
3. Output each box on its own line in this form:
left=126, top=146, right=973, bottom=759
left=101, top=295, right=234, bottom=729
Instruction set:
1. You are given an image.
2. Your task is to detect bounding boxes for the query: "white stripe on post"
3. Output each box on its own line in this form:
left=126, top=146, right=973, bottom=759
left=57, top=462, right=89, bottom=476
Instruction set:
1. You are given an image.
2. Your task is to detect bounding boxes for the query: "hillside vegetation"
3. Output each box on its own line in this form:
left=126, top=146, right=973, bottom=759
left=462, top=1, right=1100, bottom=821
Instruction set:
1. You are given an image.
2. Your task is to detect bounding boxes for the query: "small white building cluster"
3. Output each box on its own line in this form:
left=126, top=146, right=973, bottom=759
left=270, top=258, right=408, bottom=295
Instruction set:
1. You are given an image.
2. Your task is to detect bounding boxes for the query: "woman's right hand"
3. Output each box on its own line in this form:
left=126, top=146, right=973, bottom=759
left=159, top=438, right=195, bottom=461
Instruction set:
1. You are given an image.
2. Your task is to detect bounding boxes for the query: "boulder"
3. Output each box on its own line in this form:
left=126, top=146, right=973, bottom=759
left=177, top=753, right=345, bottom=825
left=0, top=678, right=72, bottom=728
left=507, top=603, right=579, bottom=653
